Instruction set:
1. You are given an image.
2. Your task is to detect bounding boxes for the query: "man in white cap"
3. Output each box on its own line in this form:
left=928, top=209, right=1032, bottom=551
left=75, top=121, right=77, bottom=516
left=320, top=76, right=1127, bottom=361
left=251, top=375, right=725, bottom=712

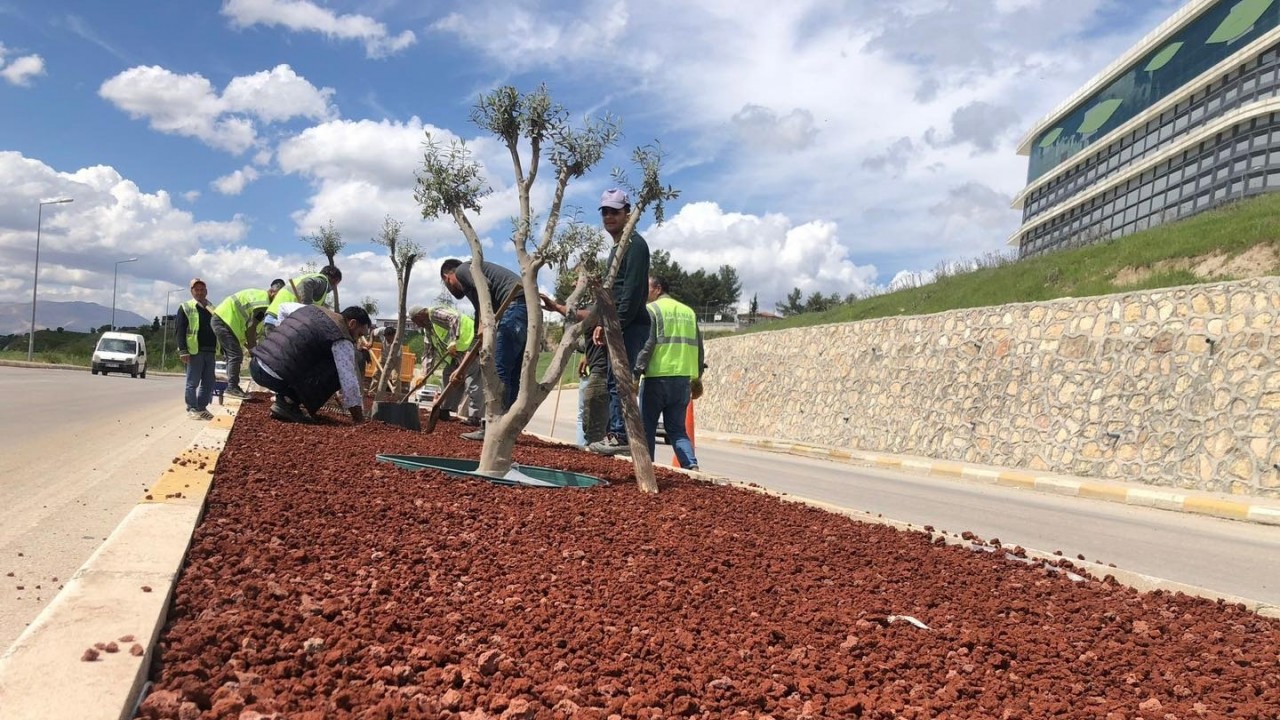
left=542, top=188, right=650, bottom=455
left=174, top=278, right=219, bottom=420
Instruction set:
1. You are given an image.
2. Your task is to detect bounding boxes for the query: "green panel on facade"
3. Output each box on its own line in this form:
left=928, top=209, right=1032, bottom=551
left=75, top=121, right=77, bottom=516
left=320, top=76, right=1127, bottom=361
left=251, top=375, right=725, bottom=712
left=1207, top=0, right=1274, bottom=44
left=1028, top=0, right=1280, bottom=182
left=1144, top=42, right=1184, bottom=72
left=1077, top=98, right=1124, bottom=135
left=1039, top=128, right=1064, bottom=147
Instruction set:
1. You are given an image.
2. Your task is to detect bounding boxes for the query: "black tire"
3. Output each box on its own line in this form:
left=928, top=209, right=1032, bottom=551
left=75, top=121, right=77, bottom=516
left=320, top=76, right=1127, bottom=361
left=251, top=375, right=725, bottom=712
left=131, top=366, right=138, bottom=378
left=91, top=365, right=99, bottom=375
left=140, top=366, right=147, bottom=379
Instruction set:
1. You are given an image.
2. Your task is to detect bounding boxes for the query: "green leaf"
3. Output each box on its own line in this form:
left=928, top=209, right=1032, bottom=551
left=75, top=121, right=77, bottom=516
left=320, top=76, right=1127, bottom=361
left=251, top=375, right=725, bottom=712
left=1077, top=98, right=1124, bottom=135
left=1144, top=42, right=1184, bottom=72
left=1206, top=0, right=1274, bottom=44
left=1038, top=127, right=1064, bottom=148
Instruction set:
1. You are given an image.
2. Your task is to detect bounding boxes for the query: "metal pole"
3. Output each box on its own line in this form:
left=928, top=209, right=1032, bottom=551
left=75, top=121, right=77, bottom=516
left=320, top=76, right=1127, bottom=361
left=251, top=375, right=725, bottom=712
left=27, top=203, right=44, bottom=362
left=111, top=265, right=119, bottom=331
left=161, top=288, right=179, bottom=370
left=27, top=197, right=74, bottom=360
left=162, top=292, right=171, bottom=370
left=111, top=257, right=138, bottom=331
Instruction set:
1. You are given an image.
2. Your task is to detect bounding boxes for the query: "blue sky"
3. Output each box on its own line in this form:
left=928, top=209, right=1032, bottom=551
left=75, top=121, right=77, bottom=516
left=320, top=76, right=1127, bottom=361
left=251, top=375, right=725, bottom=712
left=0, top=0, right=1182, bottom=323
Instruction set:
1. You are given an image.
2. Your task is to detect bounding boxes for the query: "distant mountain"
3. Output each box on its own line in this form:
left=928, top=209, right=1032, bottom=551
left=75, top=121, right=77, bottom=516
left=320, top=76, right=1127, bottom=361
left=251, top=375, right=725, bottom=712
left=0, top=301, right=151, bottom=335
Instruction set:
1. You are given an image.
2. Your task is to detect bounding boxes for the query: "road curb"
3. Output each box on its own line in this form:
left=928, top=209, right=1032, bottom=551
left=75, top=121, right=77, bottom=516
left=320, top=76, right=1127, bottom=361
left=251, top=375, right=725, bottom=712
left=700, top=432, right=1280, bottom=526
left=0, top=400, right=241, bottom=719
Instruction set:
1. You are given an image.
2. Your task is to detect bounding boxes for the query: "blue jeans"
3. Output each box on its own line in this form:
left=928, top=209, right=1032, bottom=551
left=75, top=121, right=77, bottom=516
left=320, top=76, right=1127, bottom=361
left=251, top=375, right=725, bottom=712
left=184, top=351, right=216, bottom=412
left=495, top=302, right=528, bottom=410
left=641, top=376, right=697, bottom=468
left=606, top=321, right=650, bottom=440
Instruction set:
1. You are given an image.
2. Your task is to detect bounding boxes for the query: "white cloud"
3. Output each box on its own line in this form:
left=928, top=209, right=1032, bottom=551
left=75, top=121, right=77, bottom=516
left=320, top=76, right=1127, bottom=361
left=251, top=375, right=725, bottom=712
left=644, top=201, right=878, bottom=311
left=274, top=117, right=539, bottom=253
left=436, top=0, right=1180, bottom=279
left=99, top=66, right=257, bottom=153
left=98, top=63, right=333, bottom=154
left=0, top=152, right=249, bottom=315
left=221, top=0, right=416, bottom=58
left=182, top=190, right=201, bottom=203
left=221, top=64, right=336, bottom=122
left=0, top=42, right=46, bottom=86
left=212, top=166, right=261, bottom=195
left=432, top=0, right=628, bottom=67
left=730, top=105, right=818, bottom=153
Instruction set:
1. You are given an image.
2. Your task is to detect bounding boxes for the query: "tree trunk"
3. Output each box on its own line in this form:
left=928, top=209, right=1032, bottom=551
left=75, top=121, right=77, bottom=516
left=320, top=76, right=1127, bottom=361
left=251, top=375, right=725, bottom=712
left=594, top=286, right=657, bottom=494
left=327, top=253, right=341, bottom=309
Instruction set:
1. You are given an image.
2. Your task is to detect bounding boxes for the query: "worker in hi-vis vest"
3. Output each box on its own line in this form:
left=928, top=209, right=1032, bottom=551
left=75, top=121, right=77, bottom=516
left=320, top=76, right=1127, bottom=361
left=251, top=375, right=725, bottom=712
left=634, top=275, right=705, bottom=471
left=211, top=279, right=285, bottom=397
left=174, top=278, right=221, bottom=421
left=409, top=304, right=479, bottom=425
left=265, top=265, right=342, bottom=324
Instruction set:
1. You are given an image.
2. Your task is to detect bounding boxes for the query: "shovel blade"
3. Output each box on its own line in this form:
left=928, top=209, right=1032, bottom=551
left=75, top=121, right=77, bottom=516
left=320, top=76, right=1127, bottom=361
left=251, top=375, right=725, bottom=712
left=370, top=401, right=422, bottom=431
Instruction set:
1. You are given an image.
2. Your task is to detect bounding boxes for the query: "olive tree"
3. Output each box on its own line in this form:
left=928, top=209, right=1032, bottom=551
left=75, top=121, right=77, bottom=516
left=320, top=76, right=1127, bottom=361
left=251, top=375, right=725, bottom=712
left=414, top=84, right=676, bottom=491
left=303, top=219, right=346, bottom=309
left=370, top=215, right=419, bottom=398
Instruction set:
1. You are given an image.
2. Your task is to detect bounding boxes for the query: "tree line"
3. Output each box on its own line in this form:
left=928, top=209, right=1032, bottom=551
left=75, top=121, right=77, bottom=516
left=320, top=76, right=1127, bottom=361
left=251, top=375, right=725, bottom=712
left=554, top=248, right=742, bottom=319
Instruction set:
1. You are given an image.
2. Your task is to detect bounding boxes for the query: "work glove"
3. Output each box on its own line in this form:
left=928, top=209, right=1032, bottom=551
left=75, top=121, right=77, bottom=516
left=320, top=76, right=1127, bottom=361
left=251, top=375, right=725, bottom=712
left=447, top=341, right=458, bottom=356
left=691, top=378, right=704, bottom=400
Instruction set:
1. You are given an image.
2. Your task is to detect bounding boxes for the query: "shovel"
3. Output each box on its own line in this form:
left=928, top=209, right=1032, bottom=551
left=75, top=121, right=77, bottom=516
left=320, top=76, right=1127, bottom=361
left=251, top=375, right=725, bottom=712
left=369, top=341, right=451, bottom=431
left=424, top=286, right=521, bottom=433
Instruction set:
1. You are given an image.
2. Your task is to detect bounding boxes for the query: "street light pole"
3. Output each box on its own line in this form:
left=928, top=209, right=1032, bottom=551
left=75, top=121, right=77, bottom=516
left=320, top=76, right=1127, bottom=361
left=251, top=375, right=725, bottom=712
left=27, top=197, right=74, bottom=361
left=161, top=287, right=182, bottom=370
left=111, top=257, right=139, bottom=331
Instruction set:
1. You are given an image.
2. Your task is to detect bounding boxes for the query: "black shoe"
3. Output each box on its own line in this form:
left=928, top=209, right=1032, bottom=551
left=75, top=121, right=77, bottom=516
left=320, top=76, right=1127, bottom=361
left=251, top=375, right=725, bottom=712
left=270, top=401, right=310, bottom=423
left=438, top=409, right=453, bottom=422
left=461, top=416, right=481, bottom=427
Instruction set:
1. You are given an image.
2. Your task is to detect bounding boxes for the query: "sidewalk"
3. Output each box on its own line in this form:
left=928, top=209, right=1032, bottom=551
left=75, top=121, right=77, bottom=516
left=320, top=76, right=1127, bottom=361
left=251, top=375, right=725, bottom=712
left=0, top=400, right=239, bottom=719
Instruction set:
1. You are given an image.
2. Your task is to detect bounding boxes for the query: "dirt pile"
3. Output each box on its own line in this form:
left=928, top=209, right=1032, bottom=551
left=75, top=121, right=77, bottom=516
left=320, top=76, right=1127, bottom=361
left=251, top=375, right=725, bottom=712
left=138, top=398, right=1280, bottom=718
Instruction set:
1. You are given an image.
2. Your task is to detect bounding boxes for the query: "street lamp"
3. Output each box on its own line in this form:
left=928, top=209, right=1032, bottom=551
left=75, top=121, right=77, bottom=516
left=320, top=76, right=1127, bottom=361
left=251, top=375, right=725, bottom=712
left=111, top=257, right=139, bottom=331
left=160, top=287, right=183, bottom=370
left=27, top=197, right=74, bottom=361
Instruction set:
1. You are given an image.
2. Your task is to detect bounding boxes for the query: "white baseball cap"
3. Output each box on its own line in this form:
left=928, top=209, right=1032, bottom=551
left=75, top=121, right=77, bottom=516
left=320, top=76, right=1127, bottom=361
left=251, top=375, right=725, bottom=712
left=599, top=188, right=629, bottom=210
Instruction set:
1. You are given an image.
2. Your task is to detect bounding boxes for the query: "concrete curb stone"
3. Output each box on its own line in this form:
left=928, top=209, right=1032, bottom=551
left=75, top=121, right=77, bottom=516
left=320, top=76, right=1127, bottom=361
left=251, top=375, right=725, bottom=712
left=0, top=400, right=241, bottom=719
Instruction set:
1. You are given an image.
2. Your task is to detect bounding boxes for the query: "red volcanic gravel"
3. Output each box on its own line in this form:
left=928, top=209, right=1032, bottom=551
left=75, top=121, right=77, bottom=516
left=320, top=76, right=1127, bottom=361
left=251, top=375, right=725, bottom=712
left=138, top=396, right=1280, bottom=719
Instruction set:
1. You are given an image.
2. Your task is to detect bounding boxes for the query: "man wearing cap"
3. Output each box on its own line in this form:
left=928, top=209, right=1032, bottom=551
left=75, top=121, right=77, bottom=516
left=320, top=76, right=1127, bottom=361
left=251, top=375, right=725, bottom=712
left=440, top=258, right=526, bottom=440
left=248, top=305, right=372, bottom=425
left=211, top=279, right=285, bottom=398
left=543, top=188, right=651, bottom=455
left=409, top=304, right=481, bottom=425
left=174, top=278, right=220, bottom=420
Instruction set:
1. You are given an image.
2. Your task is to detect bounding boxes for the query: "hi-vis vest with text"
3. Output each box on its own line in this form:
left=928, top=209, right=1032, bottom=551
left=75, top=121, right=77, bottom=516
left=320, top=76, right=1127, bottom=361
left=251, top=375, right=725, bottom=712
left=645, top=296, right=699, bottom=379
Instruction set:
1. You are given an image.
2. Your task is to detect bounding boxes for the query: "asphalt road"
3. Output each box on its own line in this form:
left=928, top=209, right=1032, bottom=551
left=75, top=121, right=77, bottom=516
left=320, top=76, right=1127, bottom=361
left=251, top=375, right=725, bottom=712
left=526, top=386, right=1280, bottom=607
left=0, top=366, right=202, bottom=653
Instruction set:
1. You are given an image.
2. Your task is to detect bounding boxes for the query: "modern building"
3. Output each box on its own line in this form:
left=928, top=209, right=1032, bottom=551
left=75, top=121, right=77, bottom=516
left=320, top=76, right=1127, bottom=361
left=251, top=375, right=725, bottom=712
left=1011, top=0, right=1280, bottom=257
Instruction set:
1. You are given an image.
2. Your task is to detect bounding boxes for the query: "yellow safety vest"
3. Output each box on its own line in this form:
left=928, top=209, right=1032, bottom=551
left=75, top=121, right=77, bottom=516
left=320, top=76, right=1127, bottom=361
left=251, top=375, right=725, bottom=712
left=645, top=296, right=699, bottom=379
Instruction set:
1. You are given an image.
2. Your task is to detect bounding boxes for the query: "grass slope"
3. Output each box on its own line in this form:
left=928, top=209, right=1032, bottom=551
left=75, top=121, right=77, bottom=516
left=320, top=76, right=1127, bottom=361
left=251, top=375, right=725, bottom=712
left=743, top=192, right=1280, bottom=334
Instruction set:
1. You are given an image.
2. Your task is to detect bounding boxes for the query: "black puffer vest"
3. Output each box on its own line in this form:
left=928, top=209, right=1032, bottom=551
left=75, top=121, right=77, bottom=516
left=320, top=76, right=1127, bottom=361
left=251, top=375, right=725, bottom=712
left=252, top=305, right=352, bottom=413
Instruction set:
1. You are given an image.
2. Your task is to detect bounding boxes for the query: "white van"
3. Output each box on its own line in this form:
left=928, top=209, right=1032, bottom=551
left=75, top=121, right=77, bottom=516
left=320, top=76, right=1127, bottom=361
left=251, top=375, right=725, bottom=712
left=91, top=331, right=148, bottom=378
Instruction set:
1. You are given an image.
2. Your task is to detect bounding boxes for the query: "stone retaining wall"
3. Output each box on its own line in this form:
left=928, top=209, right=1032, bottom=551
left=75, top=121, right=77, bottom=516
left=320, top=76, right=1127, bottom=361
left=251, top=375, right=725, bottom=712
left=699, top=277, right=1280, bottom=499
